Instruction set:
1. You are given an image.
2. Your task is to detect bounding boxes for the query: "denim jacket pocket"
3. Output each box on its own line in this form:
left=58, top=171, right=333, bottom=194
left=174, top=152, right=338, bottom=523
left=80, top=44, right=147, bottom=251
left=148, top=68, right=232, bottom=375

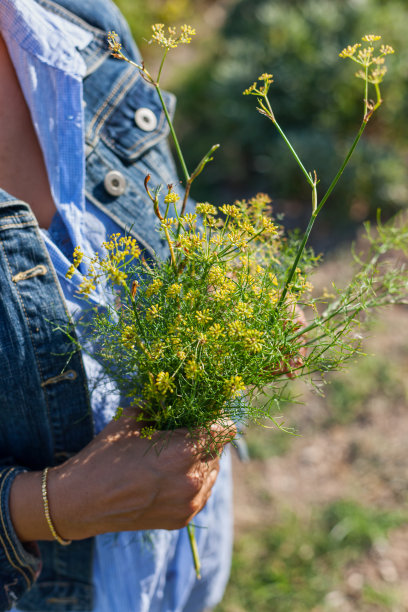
left=100, top=75, right=176, bottom=162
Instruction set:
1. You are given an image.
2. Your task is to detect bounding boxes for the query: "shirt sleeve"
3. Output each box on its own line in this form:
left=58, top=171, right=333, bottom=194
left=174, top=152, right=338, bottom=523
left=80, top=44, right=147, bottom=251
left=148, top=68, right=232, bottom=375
left=0, top=467, right=41, bottom=611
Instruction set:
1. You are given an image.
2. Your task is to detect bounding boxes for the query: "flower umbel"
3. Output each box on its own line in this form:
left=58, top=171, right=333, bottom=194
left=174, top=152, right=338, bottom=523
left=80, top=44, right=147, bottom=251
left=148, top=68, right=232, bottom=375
left=151, top=23, right=196, bottom=49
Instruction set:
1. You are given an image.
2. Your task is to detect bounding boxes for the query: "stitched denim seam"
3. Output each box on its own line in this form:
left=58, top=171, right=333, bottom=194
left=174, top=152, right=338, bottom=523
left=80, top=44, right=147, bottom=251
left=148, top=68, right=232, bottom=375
left=116, top=90, right=174, bottom=154
left=101, top=108, right=167, bottom=158
left=0, top=199, right=31, bottom=210
left=85, top=190, right=156, bottom=259
left=0, top=216, right=32, bottom=223
left=0, top=221, right=37, bottom=232
left=0, top=238, right=55, bottom=455
left=87, top=66, right=137, bottom=138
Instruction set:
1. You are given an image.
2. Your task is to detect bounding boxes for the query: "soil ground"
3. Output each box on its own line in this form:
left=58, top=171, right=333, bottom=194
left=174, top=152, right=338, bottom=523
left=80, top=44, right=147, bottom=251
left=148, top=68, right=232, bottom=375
left=222, top=252, right=408, bottom=612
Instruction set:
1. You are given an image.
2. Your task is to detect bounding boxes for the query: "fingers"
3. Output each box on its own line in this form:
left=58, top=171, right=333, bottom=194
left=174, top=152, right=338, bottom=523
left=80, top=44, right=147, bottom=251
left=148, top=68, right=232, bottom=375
left=187, top=419, right=237, bottom=461
left=180, top=461, right=220, bottom=525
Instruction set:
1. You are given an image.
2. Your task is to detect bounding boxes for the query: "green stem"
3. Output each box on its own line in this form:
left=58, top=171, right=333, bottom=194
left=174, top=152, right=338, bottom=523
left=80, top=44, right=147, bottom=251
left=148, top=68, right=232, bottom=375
left=277, top=119, right=367, bottom=309
left=314, top=119, right=366, bottom=216
left=187, top=521, right=201, bottom=580
left=262, top=95, right=314, bottom=188
left=273, top=119, right=314, bottom=187
left=155, top=84, right=191, bottom=184
left=124, top=285, right=147, bottom=341
left=156, top=48, right=169, bottom=84
left=364, top=65, right=369, bottom=118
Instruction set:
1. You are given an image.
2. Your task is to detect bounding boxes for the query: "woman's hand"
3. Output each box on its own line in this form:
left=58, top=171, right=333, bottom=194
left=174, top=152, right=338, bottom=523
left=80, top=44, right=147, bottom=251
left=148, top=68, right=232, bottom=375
left=9, top=414, right=236, bottom=543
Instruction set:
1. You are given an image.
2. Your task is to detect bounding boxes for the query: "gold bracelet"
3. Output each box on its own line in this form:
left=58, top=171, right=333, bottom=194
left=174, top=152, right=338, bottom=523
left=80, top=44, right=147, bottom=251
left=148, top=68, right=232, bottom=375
left=41, top=467, right=72, bottom=546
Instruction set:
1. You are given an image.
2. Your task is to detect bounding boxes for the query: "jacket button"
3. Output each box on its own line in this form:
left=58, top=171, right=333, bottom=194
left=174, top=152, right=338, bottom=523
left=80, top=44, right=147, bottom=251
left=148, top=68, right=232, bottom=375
left=134, top=107, right=158, bottom=132
left=104, top=170, right=126, bottom=196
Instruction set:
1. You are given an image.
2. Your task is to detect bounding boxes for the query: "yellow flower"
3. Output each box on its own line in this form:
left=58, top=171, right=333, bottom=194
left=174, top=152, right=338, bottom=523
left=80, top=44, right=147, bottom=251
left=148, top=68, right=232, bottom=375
left=243, top=81, right=257, bottom=96
left=380, top=44, right=394, bottom=56
left=121, top=325, right=135, bottom=349
left=362, top=34, right=382, bottom=42
left=228, top=320, right=246, bottom=338
left=235, top=301, right=254, bottom=318
left=224, top=375, right=246, bottom=398
left=151, top=340, right=165, bottom=359
left=227, top=230, right=248, bottom=250
left=151, top=23, right=196, bottom=49
left=339, top=43, right=361, bottom=58
left=140, top=426, right=156, bottom=440
left=208, top=323, right=225, bottom=339
left=146, top=278, right=163, bottom=297
left=166, top=283, right=181, bottom=298
left=155, top=371, right=175, bottom=394
left=73, top=246, right=84, bottom=265
left=243, top=329, right=264, bottom=354
left=107, top=31, right=123, bottom=58
left=181, top=213, right=197, bottom=227
left=78, top=278, right=96, bottom=296
left=164, top=191, right=180, bottom=205
left=184, top=358, right=202, bottom=380
left=197, top=333, right=207, bottom=345
left=220, top=204, right=242, bottom=218
left=195, top=309, right=212, bottom=325
left=66, top=265, right=76, bottom=280
left=210, top=234, right=224, bottom=247
left=262, top=216, right=278, bottom=235
left=146, top=304, right=162, bottom=321
left=196, top=202, right=217, bottom=216
left=161, top=218, right=177, bottom=228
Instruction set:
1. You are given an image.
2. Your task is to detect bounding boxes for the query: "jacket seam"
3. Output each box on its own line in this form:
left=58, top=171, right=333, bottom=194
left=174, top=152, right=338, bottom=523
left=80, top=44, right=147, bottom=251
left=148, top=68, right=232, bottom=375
left=0, top=238, right=55, bottom=456
left=84, top=191, right=156, bottom=259
left=101, top=111, right=166, bottom=158
left=0, top=221, right=37, bottom=232
left=87, top=66, right=139, bottom=139
left=0, top=216, right=33, bottom=222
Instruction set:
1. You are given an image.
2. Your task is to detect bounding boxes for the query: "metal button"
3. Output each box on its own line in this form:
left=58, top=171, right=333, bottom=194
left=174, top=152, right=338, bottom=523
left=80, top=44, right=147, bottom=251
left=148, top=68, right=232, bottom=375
left=104, top=170, right=126, bottom=196
left=134, top=107, right=158, bottom=132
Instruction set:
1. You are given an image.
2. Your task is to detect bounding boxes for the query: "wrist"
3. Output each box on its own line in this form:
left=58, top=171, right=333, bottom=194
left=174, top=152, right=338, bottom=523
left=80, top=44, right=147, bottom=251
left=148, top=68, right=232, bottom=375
left=9, top=470, right=50, bottom=542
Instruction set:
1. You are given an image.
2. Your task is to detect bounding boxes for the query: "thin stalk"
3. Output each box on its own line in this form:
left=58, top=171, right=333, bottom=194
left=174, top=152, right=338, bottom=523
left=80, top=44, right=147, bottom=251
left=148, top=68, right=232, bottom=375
left=277, top=119, right=367, bottom=309
left=155, top=85, right=191, bottom=184
left=274, top=119, right=315, bottom=187
left=261, top=95, right=314, bottom=188
left=314, top=119, right=366, bottom=216
left=163, top=226, right=177, bottom=269
left=364, top=65, right=369, bottom=118
left=181, top=181, right=192, bottom=217
left=156, top=48, right=169, bottom=84
left=124, top=286, right=147, bottom=341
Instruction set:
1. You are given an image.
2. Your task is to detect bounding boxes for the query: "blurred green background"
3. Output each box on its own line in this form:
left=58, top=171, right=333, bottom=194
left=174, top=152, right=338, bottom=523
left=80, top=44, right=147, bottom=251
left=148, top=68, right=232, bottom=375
left=114, top=2, right=408, bottom=609
left=114, top=0, right=407, bottom=250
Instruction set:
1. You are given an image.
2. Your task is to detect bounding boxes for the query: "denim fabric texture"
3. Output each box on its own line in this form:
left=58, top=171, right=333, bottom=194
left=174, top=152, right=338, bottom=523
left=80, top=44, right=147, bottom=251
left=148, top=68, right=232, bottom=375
left=0, top=198, right=94, bottom=611
left=0, top=1, right=232, bottom=611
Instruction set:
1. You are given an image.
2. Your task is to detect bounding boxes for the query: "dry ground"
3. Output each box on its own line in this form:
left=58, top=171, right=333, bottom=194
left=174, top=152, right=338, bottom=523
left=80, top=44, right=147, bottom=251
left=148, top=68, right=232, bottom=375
left=227, top=257, right=408, bottom=611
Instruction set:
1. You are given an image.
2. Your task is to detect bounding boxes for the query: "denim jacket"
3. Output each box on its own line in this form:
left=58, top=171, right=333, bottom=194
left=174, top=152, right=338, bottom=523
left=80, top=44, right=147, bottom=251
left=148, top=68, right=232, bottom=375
left=0, top=0, right=179, bottom=609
